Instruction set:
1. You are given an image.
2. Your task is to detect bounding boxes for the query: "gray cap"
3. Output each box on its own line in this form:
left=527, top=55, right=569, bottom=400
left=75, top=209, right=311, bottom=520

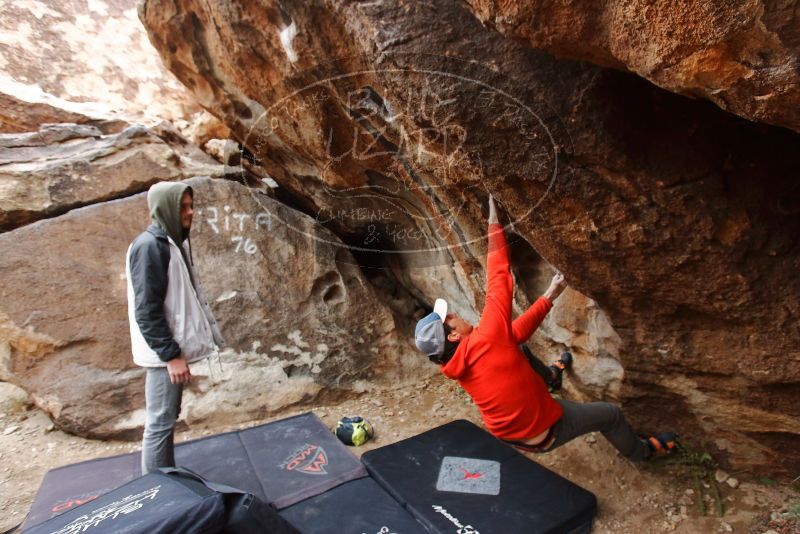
left=414, top=298, right=448, bottom=357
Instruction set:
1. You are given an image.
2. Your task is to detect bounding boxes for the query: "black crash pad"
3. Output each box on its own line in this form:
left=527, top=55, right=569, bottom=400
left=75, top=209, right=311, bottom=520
left=23, top=471, right=228, bottom=534
left=22, top=412, right=366, bottom=531
left=235, top=412, right=368, bottom=508
left=361, top=419, right=597, bottom=534
left=280, top=477, right=429, bottom=534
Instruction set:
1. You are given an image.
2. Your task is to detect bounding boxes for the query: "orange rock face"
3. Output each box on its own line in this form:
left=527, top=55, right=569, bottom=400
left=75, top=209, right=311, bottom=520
left=139, top=0, right=800, bottom=475
left=464, top=0, right=800, bottom=132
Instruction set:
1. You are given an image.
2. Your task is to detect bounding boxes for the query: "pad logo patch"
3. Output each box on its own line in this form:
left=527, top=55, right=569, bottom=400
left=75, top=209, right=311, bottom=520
left=280, top=443, right=329, bottom=475
left=436, top=456, right=500, bottom=495
left=51, top=492, right=100, bottom=514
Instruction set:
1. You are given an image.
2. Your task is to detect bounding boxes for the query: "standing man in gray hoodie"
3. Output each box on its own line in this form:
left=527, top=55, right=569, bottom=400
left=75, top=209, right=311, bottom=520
left=126, top=182, right=225, bottom=474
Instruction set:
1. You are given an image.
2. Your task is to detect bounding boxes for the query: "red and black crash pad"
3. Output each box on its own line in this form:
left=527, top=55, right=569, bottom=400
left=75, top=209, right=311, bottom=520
left=361, top=419, right=598, bottom=534
left=21, top=412, right=366, bottom=531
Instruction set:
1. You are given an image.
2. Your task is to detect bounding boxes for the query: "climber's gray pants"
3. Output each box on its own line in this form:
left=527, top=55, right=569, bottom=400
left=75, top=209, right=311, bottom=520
left=547, top=399, right=650, bottom=461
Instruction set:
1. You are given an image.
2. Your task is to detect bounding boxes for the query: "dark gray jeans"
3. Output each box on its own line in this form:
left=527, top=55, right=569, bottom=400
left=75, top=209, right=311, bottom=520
left=546, top=399, right=649, bottom=461
left=141, top=367, right=183, bottom=474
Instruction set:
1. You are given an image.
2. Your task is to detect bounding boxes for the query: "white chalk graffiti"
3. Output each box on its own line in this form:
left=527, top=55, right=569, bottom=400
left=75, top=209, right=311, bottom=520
left=231, top=236, right=257, bottom=254
left=199, top=205, right=272, bottom=255
left=52, top=486, right=161, bottom=534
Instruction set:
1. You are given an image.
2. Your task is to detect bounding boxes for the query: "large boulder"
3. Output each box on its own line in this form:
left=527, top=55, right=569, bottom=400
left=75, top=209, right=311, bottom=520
left=0, top=176, right=416, bottom=439
left=0, top=91, right=125, bottom=134
left=464, top=0, right=800, bottom=133
left=0, top=122, right=225, bottom=231
left=140, top=0, right=800, bottom=475
left=0, top=0, right=196, bottom=125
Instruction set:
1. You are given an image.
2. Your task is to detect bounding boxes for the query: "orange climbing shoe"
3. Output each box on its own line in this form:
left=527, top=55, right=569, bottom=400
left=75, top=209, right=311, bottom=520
left=645, top=432, right=679, bottom=457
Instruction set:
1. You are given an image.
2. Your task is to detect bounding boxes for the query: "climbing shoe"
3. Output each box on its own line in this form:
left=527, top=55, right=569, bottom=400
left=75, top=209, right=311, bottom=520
left=547, top=352, right=573, bottom=391
left=553, top=351, right=573, bottom=372
left=644, top=431, right=679, bottom=458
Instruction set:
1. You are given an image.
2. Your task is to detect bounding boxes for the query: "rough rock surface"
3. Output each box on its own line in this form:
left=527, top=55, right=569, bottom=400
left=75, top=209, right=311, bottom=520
left=465, top=0, right=800, bottom=133
left=173, top=110, right=233, bottom=148
left=0, top=177, right=416, bottom=438
left=0, top=122, right=225, bottom=231
left=0, top=91, right=126, bottom=134
left=0, top=0, right=196, bottom=125
left=140, top=0, right=800, bottom=475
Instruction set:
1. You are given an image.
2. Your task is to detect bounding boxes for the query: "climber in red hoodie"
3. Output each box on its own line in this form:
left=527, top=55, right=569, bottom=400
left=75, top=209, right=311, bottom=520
left=414, top=195, right=676, bottom=459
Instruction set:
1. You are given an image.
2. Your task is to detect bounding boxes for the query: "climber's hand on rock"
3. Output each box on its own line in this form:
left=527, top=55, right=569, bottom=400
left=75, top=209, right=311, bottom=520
left=488, top=194, right=499, bottom=224
left=544, top=272, right=567, bottom=302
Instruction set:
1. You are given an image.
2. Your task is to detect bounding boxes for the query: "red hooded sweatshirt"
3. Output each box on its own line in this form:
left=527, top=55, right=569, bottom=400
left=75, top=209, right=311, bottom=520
left=441, top=223, right=563, bottom=441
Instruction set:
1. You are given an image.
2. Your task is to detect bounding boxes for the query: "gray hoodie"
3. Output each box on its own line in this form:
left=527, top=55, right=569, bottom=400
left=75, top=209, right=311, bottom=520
left=126, top=182, right=223, bottom=365
left=147, top=181, right=194, bottom=284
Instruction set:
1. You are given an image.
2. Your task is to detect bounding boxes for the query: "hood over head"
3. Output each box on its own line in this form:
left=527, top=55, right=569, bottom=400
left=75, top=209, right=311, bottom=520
left=147, top=181, right=192, bottom=245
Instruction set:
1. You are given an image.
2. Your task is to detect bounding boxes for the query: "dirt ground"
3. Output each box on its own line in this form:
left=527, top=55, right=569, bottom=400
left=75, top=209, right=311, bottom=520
left=1, top=377, right=797, bottom=533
